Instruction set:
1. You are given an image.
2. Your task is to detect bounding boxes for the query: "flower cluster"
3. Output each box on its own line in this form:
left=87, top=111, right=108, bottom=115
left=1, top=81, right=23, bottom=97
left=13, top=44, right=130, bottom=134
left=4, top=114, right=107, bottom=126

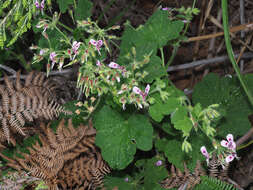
left=35, top=0, right=45, bottom=12
left=32, top=18, right=152, bottom=110
left=200, top=134, right=238, bottom=165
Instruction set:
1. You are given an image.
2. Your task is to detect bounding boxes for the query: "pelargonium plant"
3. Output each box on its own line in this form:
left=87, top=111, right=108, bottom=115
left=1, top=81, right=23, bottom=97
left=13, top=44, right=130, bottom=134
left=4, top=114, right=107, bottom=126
left=201, top=134, right=239, bottom=168
left=30, top=18, right=159, bottom=111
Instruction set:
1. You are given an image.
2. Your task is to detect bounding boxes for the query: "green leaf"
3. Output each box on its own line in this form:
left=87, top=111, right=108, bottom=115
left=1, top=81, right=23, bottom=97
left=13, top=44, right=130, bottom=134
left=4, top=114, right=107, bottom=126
left=161, top=122, right=177, bottom=136
left=57, top=0, right=73, bottom=13
left=118, top=10, right=184, bottom=64
left=74, top=0, right=93, bottom=20
left=149, top=88, right=182, bottom=122
left=156, top=133, right=210, bottom=172
left=38, top=29, right=63, bottom=49
left=104, top=176, right=140, bottom=190
left=128, top=115, right=153, bottom=151
left=173, top=117, right=192, bottom=135
left=135, top=157, right=168, bottom=189
left=171, top=106, right=188, bottom=123
left=143, top=55, right=167, bottom=83
left=93, top=106, right=153, bottom=169
left=156, top=138, right=185, bottom=171
left=192, top=73, right=253, bottom=137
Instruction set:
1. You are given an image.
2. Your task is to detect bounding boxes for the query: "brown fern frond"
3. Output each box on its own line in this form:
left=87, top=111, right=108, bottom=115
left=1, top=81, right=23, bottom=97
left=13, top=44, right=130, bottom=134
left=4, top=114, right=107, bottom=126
left=2, top=119, right=110, bottom=190
left=208, top=152, right=219, bottom=178
left=161, top=161, right=206, bottom=190
left=0, top=71, right=72, bottom=143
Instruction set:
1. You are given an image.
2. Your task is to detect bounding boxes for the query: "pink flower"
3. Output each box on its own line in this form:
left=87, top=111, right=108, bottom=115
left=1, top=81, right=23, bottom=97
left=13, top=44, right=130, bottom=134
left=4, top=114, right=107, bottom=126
left=50, top=52, right=57, bottom=69
left=133, top=84, right=150, bottom=101
left=200, top=146, right=210, bottom=164
left=42, top=24, right=48, bottom=33
left=225, top=152, right=238, bottom=163
left=72, top=41, right=81, bottom=55
left=200, top=146, right=209, bottom=158
left=89, top=39, right=103, bottom=55
left=155, top=160, right=162, bottom=166
left=108, top=62, right=126, bottom=77
left=108, top=62, right=121, bottom=69
left=35, top=0, right=40, bottom=8
left=40, top=0, right=45, bottom=10
left=96, top=60, right=102, bottom=67
left=39, top=49, right=45, bottom=55
left=221, top=134, right=236, bottom=151
left=225, top=154, right=235, bottom=163
left=35, top=0, right=45, bottom=11
left=124, top=177, right=129, bottom=182
left=162, top=7, right=170, bottom=11
left=50, top=52, right=56, bottom=61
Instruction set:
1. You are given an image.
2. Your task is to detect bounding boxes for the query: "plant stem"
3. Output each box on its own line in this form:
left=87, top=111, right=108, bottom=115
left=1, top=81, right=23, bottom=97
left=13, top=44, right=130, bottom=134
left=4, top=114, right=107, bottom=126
left=44, top=14, right=74, bottom=33
left=167, top=45, right=179, bottom=66
left=160, top=47, right=165, bottom=67
left=167, top=0, right=197, bottom=65
left=55, top=26, right=71, bottom=45
left=222, top=0, right=253, bottom=106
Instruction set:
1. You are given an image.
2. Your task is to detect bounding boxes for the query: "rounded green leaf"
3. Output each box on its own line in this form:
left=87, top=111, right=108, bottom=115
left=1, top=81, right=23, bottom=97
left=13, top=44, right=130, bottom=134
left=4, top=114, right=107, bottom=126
left=128, top=114, right=153, bottom=151
left=93, top=106, right=153, bottom=169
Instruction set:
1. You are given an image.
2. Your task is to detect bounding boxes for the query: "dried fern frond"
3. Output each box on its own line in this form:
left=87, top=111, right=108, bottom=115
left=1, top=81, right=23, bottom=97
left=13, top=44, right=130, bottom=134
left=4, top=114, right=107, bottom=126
left=0, top=71, right=72, bottom=143
left=2, top=119, right=110, bottom=190
left=161, top=161, right=206, bottom=190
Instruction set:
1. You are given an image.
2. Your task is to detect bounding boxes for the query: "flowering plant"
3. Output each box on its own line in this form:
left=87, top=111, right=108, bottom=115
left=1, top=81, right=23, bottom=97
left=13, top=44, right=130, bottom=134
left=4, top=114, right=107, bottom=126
left=2, top=1, right=247, bottom=189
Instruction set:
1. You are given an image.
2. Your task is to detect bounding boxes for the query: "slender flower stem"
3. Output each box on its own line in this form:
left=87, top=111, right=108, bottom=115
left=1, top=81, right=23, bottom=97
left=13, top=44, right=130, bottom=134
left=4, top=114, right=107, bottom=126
left=44, top=14, right=74, bottom=33
left=222, top=0, right=253, bottom=106
left=55, top=26, right=71, bottom=46
left=160, top=47, right=165, bottom=67
left=167, top=0, right=197, bottom=66
left=167, top=45, right=179, bottom=66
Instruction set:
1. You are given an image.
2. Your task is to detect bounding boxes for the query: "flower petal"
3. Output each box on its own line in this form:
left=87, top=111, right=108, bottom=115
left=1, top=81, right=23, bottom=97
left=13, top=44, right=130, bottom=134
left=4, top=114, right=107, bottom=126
left=226, top=134, right=234, bottom=142
left=117, top=90, right=124, bottom=95
left=200, top=146, right=209, bottom=158
left=72, top=41, right=77, bottom=47
left=133, top=87, right=141, bottom=95
left=225, top=154, right=235, bottom=163
left=228, top=141, right=236, bottom=150
left=89, top=39, right=97, bottom=46
left=155, top=160, right=162, bottom=166
left=35, top=0, right=40, bottom=8
left=96, top=60, right=102, bottom=67
left=108, top=62, right=120, bottom=69
left=220, top=140, right=228, bottom=148
left=97, top=40, right=103, bottom=48
left=40, top=0, right=45, bottom=9
left=145, top=84, right=150, bottom=94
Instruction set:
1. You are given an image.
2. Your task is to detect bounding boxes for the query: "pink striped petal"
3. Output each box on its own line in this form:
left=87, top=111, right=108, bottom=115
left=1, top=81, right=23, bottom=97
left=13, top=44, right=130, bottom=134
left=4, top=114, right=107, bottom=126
left=108, top=62, right=120, bottom=69
left=228, top=141, right=236, bottom=150
left=200, top=146, right=209, bottom=158
left=145, top=84, right=150, bottom=94
left=226, top=134, right=234, bottom=142
left=96, top=40, right=103, bottom=48
left=133, top=87, right=141, bottom=95
left=96, top=60, right=102, bottom=67
left=221, top=140, right=228, bottom=148
left=225, top=154, right=235, bottom=163
left=89, top=39, right=97, bottom=46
